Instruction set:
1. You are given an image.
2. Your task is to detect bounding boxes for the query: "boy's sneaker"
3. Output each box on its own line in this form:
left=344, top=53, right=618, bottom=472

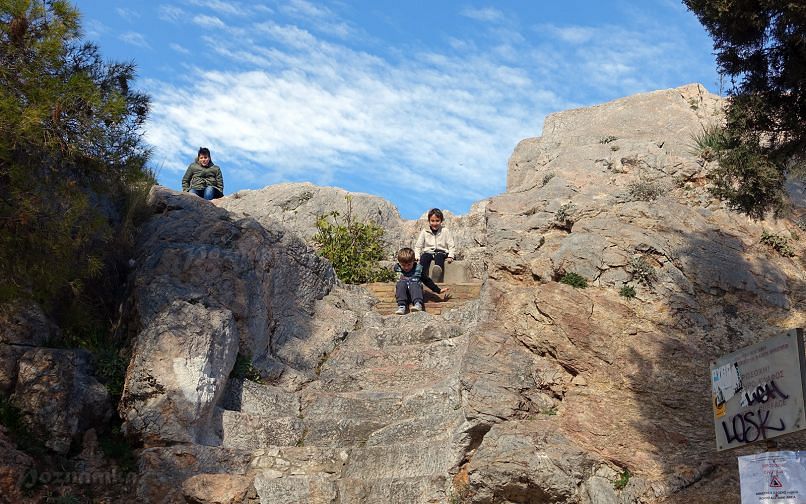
left=412, top=302, right=423, bottom=312
left=395, top=305, right=406, bottom=315
left=431, top=265, right=443, bottom=282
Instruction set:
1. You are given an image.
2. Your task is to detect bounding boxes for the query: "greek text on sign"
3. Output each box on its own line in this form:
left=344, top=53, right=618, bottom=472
left=710, top=329, right=806, bottom=451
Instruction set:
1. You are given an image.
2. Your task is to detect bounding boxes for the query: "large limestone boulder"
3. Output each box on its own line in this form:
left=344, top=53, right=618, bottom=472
left=120, top=300, right=239, bottom=445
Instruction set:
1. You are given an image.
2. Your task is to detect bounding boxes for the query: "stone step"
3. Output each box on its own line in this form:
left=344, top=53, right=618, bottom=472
left=220, top=411, right=304, bottom=450
left=317, top=338, right=465, bottom=393
left=363, top=282, right=482, bottom=315
left=337, top=475, right=448, bottom=504
left=222, top=378, right=300, bottom=416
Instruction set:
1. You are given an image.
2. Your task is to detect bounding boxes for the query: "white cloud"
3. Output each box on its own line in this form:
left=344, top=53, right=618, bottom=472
left=192, top=14, right=226, bottom=29
left=119, top=31, right=151, bottom=48
left=141, top=3, right=718, bottom=216
left=158, top=5, right=185, bottom=23
left=281, top=0, right=331, bottom=20
left=143, top=22, right=558, bottom=215
left=170, top=43, right=190, bottom=54
left=460, top=7, right=504, bottom=23
left=186, top=0, right=245, bottom=16
left=116, top=7, right=141, bottom=20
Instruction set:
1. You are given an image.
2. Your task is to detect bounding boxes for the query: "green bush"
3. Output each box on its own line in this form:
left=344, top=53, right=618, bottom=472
left=0, top=1, right=154, bottom=336
left=614, top=468, right=631, bottom=490
left=760, top=230, right=795, bottom=257
left=313, top=198, right=396, bottom=284
left=559, top=272, right=587, bottom=288
left=230, top=353, right=262, bottom=382
left=619, top=285, right=636, bottom=298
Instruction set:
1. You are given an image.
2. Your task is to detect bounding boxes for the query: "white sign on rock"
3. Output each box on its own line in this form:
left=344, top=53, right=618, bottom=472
left=711, top=329, right=806, bottom=451
left=739, top=451, right=806, bottom=504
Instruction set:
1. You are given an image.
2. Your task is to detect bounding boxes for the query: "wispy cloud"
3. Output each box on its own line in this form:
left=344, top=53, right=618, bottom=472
left=119, top=31, right=151, bottom=48
left=170, top=43, right=190, bottom=54
left=186, top=0, right=244, bottom=17
left=115, top=7, right=140, bottom=20
left=141, top=3, right=718, bottom=216
left=144, top=21, right=560, bottom=213
left=460, top=7, right=504, bottom=23
left=192, top=14, right=226, bottom=29
left=158, top=5, right=185, bottom=23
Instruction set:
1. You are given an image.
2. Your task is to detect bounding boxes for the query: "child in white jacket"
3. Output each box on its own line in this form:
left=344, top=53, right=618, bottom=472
left=414, top=208, right=456, bottom=282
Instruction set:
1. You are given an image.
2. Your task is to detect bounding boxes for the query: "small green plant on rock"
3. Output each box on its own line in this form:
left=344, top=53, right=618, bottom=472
left=619, top=285, right=636, bottom=298
left=628, top=256, right=657, bottom=286
left=689, top=123, right=727, bottom=162
left=599, top=135, right=618, bottom=144
left=760, top=230, right=795, bottom=257
left=614, top=468, right=631, bottom=490
left=313, top=197, right=396, bottom=284
left=560, top=272, right=587, bottom=288
left=230, top=353, right=262, bottom=382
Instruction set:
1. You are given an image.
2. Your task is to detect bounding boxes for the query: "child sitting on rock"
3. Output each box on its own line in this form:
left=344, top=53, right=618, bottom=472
left=414, top=208, right=455, bottom=282
left=393, top=247, right=449, bottom=315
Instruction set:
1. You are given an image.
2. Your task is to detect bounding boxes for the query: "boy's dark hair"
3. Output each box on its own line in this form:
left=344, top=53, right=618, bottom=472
left=197, top=147, right=212, bottom=160
left=397, top=247, right=415, bottom=264
left=427, top=208, right=444, bottom=221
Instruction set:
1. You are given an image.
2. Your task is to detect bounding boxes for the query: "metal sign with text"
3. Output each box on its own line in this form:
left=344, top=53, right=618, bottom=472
left=711, top=328, right=806, bottom=451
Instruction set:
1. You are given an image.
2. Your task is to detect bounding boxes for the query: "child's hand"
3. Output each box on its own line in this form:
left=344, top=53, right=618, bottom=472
left=447, top=257, right=454, bottom=263
left=441, top=287, right=451, bottom=300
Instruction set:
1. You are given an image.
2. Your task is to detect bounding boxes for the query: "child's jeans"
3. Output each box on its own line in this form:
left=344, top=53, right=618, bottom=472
left=419, top=250, right=447, bottom=275
left=395, top=277, right=423, bottom=306
left=190, top=186, right=223, bottom=200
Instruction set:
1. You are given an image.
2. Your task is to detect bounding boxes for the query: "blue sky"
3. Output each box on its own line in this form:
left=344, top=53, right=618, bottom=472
left=71, top=0, right=721, bottom=219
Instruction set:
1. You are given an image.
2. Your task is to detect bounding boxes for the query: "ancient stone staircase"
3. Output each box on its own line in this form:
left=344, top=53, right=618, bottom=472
left=362, top=281, right=482, bottom=315
left=218, top=299, right=480, bottom=503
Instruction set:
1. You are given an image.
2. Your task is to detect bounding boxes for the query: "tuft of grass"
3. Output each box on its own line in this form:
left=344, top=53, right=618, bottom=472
left=619, top=285, right=636, bottom=298
left=689, top=123, right=727, bottom=162
left=760, top=230, right=795, bottom=257
left=599, top=135, right=618, bottom=144
left=628, top=257, right=657, bottom=286
left=560, top=272, right=587, bottom=288
left=626, top=180, right=664, bottom=201
left=230, top=353, right=262, bottom=382
left=614, top=468, right=631, bottom=490
left=542, top=172, right=556, bottom=186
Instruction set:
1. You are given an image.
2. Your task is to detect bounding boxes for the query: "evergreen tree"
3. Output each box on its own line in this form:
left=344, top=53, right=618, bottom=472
left=684, top=0, right=806, bottom=218
left=0, top=0, right=153, bottom=332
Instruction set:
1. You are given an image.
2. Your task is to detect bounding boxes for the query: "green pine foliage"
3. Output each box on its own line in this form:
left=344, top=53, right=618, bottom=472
left=0, top=1, right=154, bottom=338
left=313, top=198, right=396, bottom=284
left=684, top=0, right=806, bottom=218
left=559, top=272, right=587, bottom=288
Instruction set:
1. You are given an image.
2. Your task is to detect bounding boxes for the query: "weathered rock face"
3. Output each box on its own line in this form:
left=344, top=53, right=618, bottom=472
left=109, top=83, right=804, bottom=503
left=217, top=182, right=489, bottom=280
left=13, top=348, right=113, bottom=454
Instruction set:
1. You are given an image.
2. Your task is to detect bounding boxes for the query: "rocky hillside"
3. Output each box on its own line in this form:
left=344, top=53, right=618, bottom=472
left=1, top=83, right=804, bottom=503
